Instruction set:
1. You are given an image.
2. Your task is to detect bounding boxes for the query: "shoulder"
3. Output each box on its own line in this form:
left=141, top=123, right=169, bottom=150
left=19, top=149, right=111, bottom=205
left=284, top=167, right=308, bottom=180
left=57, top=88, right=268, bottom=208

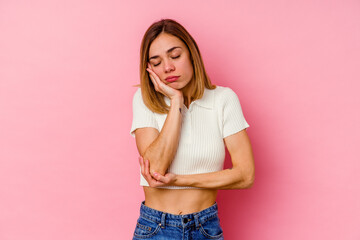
left=132, top=87, right=143, bottom=103
left=212, top=85, right=236, bottom=95
left=212, top=85, right=239, bottom=103
left=133, top=87, right=142, bottom=98
left=132, top=87, right=148, bottom=109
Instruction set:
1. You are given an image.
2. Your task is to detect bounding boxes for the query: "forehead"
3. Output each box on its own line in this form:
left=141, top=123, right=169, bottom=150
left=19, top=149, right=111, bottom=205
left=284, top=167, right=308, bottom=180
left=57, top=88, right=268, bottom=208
left=149, top=33, right=185, bottom=56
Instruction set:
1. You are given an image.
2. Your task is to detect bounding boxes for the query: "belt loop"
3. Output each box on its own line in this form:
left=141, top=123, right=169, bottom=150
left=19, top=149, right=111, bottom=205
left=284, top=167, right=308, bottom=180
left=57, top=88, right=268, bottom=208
left=160, top=213, right=166, bottom=229
left=194, top=214, right=201, bottom=230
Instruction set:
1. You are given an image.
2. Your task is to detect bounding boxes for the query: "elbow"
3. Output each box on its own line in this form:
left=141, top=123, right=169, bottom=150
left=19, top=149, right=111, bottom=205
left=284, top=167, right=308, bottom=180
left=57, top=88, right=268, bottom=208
left=226, top=170, right=255, bottom=190
left=142, top=150, right=168, bottom=176
left=142, top=149, right=158, bottom=165
left=243, top=165, right=255, bottom=188
left=142, top=149, right=150, bottom=161
left=246, top=168, right=255, bottom=188
left=244, top=175, right=255, bottom=188
left=238, top=170, right=255, bottom=189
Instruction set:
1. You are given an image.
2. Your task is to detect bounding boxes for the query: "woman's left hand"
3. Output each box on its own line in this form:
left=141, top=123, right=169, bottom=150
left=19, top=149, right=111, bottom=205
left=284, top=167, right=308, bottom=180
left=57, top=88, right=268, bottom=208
left=139, top=156, right=177, bottom=188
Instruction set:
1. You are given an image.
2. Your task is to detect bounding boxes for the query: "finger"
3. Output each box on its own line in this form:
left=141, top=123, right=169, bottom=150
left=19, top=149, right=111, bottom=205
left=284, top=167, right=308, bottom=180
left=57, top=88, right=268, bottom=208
left=144, top=159, right=156, bottom=182
left=146, top=63, right=158, bottom=81
left=144, top=160, right=164, bottom=187
left=152, top=172, right=159, bottom=180
left=143, top=158, right=155, bottom=184
left=146, top=66, right=177, bottom=98
left=159, top=83, right=175, bottom=97
left=146, top=68, right=158, bottom=87
left=139, top=156, right=145, bottom=177
left=146, top=66, right=165, bottom=93
left=144, top=158, right=150, bottom=176
left=147, top=62, right=157, bottom=75
left=141, top=157, right=154, bottom=185
left=154, top=172, right=171, bottom=185
left=143, top=160, right=166, bottom=186
left=153, top=172, right=165, bottom=182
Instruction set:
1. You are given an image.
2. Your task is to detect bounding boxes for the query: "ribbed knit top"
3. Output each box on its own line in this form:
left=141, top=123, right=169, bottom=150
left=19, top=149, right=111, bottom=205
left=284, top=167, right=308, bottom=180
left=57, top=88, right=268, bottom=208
left=130, top=86, right=250, bottom=189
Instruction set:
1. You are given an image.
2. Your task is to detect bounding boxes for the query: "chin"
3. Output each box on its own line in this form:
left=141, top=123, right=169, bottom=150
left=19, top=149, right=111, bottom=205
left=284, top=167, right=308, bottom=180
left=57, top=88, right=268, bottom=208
left=168, top=82, right=183, bottom=89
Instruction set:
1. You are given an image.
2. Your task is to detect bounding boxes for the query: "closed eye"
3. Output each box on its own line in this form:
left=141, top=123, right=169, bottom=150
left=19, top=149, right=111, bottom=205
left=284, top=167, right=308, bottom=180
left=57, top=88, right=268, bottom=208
left=153, top=55, right=181, bottom=67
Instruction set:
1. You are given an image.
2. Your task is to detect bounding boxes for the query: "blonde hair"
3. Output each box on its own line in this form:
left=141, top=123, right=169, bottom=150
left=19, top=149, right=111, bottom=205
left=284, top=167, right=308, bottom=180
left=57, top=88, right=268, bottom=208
left=139, top=19, right=216, bottom=114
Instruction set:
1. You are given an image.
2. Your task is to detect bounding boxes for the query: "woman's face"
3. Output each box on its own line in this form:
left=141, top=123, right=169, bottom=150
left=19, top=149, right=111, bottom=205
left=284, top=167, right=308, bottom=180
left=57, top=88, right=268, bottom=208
left=148, top=33, right=194, bottom=92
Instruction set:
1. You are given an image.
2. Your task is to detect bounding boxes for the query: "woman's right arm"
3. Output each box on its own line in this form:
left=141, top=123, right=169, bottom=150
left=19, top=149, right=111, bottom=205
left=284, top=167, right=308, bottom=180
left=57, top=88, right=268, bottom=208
left=134, top=63, right=184, bottom=178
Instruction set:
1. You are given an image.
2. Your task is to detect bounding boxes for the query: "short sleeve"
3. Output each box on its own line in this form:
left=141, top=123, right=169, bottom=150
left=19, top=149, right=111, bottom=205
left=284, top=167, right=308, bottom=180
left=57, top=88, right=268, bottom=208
left=222, top=88, right=250, bottom=138
left=130, top=88, right=159, bottom=137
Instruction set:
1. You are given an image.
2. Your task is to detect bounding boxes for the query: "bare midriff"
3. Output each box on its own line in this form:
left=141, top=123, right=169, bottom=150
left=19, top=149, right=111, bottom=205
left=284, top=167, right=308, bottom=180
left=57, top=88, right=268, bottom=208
left=143, top=187, right=218, bottom=215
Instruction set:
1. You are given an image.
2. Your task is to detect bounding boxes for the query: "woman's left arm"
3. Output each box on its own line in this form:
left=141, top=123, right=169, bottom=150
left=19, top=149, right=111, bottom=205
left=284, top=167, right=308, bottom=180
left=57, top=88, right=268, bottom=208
left=141, top=129, right=255, bottom=189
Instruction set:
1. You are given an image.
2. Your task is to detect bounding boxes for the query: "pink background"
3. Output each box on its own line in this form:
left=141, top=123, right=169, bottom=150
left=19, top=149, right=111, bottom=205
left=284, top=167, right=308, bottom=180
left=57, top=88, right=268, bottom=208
left=1, top=1, right=359, bottom=239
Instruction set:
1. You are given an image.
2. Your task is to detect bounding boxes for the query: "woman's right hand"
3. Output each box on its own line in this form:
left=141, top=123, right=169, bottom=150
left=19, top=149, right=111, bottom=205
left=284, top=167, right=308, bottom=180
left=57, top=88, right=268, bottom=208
left=146, top=62, right=183, bottom=102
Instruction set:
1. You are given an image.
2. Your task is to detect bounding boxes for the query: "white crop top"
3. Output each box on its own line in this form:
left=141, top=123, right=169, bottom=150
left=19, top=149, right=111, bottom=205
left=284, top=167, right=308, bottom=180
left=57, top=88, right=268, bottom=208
left=130, top=85, right=250, bottom=189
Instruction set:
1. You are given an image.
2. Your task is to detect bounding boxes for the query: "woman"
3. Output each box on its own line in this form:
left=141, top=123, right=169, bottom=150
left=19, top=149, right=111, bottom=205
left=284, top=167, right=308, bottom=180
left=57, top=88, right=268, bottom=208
left=130, top=19, right=255, bottom=239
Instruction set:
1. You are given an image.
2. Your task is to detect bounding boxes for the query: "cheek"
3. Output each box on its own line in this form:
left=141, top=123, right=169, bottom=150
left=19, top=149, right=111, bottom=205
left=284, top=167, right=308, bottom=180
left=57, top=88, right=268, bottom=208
left=179, top=58, right=193, bottom=74
left=153, top=69, right=163, bottom=79
left=185, top=63, right=194, bottom=80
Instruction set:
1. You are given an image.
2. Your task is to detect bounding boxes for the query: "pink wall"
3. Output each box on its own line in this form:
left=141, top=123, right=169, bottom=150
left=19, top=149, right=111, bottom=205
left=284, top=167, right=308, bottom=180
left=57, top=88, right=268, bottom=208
left=0, top=0, right=359, bottom=239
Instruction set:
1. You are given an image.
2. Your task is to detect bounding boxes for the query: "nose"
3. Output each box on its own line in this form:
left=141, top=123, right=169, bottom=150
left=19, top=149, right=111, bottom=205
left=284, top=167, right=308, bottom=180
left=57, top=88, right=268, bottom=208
left=164, top=60, right=175, bottom=73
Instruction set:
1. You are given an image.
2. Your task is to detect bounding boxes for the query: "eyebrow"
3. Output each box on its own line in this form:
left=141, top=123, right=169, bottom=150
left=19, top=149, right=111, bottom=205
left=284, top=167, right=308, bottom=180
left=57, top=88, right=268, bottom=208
left=149, top=46, right=182, bottom=60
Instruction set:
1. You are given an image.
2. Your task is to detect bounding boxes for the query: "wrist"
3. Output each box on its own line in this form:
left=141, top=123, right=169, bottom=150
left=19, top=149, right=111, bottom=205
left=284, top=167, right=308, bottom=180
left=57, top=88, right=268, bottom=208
left=170, top=96, right=184, bottom=114
left=173, top=174, right=187, bottom=187
left=173, top=175, right=180, bottom=186
left=170, top=95, right=184, bottom=106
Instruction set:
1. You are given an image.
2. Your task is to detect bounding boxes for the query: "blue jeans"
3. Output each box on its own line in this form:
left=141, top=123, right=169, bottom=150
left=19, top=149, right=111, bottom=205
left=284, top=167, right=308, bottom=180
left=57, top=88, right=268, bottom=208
left=132, top=200, right=224, bottom=240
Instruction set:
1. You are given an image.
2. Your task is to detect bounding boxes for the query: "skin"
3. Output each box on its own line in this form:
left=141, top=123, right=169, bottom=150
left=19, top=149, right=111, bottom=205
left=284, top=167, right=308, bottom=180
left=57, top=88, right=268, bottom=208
left=147, top=32, right=194, bottom=107
left=135, top=32, right=255, bottom=215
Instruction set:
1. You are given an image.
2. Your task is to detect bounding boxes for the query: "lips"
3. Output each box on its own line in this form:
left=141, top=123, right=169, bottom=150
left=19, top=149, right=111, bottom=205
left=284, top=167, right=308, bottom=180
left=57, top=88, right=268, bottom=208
left=165, top=76, right=179, bottom=82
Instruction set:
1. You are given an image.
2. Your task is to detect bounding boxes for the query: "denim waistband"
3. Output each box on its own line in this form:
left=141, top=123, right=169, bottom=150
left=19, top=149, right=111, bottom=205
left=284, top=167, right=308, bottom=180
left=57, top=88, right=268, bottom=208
left=139, top=200, right=219, bottom=229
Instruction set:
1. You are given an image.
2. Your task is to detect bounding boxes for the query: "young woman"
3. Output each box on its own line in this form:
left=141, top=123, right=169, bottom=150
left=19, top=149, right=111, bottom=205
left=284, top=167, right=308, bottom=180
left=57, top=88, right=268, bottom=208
left=130, top=19, right=255, bottom=240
